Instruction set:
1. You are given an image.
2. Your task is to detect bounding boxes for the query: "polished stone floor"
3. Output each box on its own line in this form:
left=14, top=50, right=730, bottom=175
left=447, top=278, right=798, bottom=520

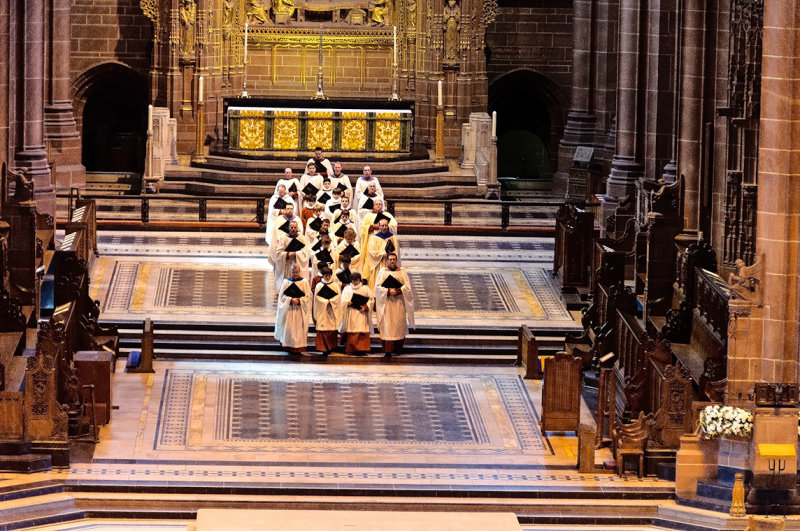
left=88, top=231, right=576, bottom=330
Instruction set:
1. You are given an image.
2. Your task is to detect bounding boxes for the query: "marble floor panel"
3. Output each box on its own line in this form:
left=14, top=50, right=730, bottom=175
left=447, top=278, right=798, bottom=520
left=46, top=361, right=670, bottom=492
left=88, top=232, right=577, bottom=330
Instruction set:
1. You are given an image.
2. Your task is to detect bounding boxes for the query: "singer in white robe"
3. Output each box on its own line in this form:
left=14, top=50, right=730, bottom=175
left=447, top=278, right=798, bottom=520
left=274, top=265, right=311, bottom=353
left=312, top=268, right=342, bottom=354
left=374, top=255, right=415, bottom=354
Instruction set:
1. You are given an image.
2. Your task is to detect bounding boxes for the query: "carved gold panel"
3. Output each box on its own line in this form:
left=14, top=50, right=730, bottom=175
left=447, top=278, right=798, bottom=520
left=238, top=110, right=267, bottom=150
left=341, top=111, right=367, bottom=151
left=273, top=110, right=300, bottom=150
left=374, top=112, right=402, bottom=152
left=307, top=111, right=334, bottom=150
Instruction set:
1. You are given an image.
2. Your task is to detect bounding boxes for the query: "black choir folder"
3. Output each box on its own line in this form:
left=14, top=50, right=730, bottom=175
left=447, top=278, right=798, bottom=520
left=316, top=249, right=333, bottom=264
left=283, top=282, right=305, bottom=298
left=381, top=274, right=403, bottom=289
left=374, top=212, right=390, bottom=225
left=278, top=219, right=292, bottom=234
left=384, top=238, right=396, bottom=253
left=349, top=292, right=369, bottom=308
left=336, top=270, right=351, bottom=284
left=285, top=238, right=305, bottom=253
left=334, top=224, right=348, bottom=238
left=318, top=192, right=331, bottom=204
left=272, top=197, right=288, bottom=210
left=361, top=197, right=374, bottom=210
left=317, top=284, right=338, bottom=300
left=308, top=217, right=323, bottom=232
left=340, top=244, right=360, bottom=258
left=302, top=182, right=319, bottom=196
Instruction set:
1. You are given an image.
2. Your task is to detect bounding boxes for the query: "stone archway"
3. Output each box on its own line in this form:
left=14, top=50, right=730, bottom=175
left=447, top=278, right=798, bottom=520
left=488, top=70, right=567, bottom=180
left=73, top=63, right=148, bottom=173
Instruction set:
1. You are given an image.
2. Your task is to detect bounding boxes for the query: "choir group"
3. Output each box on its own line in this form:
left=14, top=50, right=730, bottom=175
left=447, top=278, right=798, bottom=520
left=266, top=148, right=415, bottom=357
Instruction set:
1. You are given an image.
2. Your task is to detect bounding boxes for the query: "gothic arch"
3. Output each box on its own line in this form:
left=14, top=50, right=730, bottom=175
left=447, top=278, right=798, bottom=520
left=72, top=62, right=148, bottom=173
left=488, top=69, right=568, bottom=179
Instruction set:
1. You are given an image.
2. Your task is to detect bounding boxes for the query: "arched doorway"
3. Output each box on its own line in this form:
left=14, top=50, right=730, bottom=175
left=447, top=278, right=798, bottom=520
left=74, top=63, right=148, bottom=173
left=489, top=70, right=567, bottom=180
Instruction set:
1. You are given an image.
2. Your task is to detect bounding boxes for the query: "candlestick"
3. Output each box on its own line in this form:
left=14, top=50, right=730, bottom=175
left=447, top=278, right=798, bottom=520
left=393, top=26, right=397, bottom=65
left=437, top=80, right=442, bottom=107
left=244, top=23, right=249, bottom=65
left=198, top=76, right=204, bottom=103
left=147, top=104, right=153, bottom=132
left=491, top=110, right=496, bottom=137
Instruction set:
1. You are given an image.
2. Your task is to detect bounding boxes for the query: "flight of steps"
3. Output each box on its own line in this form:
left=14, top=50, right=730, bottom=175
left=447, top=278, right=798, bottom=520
left=0, top=480, right=84, bottom=530
left=102, top=320, right=570, bottom=366
left=163, top=156, right=479, bottom=199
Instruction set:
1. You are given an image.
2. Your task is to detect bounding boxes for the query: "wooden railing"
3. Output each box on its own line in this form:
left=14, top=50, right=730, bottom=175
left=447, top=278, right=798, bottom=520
left=58, top=192, right=591, bottom=230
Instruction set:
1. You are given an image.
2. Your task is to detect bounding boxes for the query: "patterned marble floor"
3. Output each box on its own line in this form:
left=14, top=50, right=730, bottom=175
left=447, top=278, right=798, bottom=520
left=88, top=231, right=577, bottom=330
left=43, top=361, right=673, bottom=494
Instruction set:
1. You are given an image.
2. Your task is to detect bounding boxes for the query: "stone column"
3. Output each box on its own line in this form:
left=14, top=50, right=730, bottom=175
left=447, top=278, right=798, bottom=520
left=756, top=1, right=800, bottom=385
left=557, top=0, right=597, bottom=175
left=676, top=0, right=705, bottom=232
left=14, top=0, right=54, bottom=216
left=44, top=0, right=85, bottom=191
left=605, top=0, right=644, bottom=200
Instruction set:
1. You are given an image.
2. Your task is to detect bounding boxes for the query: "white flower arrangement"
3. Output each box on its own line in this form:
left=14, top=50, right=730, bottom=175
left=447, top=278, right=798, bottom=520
left=699, top=405, right=753, bottom=440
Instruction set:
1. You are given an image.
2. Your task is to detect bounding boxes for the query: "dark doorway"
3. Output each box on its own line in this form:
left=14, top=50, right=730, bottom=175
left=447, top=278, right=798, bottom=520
left=489, top=70, right=566, bottom=180
left=81, top=72, right=147, bottom=173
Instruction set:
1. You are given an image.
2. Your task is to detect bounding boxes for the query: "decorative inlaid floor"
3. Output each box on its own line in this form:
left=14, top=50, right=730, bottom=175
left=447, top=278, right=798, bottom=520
left=88, top=231, right=575, bottom=329
left=46, top=361, right=676, bottom=492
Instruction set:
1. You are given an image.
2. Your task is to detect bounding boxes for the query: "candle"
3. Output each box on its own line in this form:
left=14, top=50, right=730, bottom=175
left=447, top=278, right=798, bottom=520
left=393, top=26, right=397, bottom=65
left=198, top=76, right=204, bottom=103
left=244, top=23, right=249, bottom=65
left=147, top=104, right=153, bottom=133
left=437, top=80, right=442, bottom=107
left=491, top=110, right=497, bottom=137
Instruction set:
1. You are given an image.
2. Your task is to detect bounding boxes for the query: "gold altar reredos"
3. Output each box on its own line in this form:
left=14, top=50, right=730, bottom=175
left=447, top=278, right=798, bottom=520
left=139, top=0, right=497, bottom=158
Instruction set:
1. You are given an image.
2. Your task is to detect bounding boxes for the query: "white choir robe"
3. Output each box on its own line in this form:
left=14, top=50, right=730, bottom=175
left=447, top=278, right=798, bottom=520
left=323, top=198, right=343, bottom=222
left=356, top=194, right=383, bottom=234
left=332, top=238, right=363, bottom=275
left=339, top=284, right=373, bottom=334
left=299, top=173, right=324, bottom=205
left=316, top=187, right=335, bottom=207
left=363, top=233, right=399, bottom=289
left=265, top=194, right=296, bottom=246
left=311, top=245, right=335, bottom=279
left=375, top=267, right=415, bottom=341
left=275, top=177, right=301, bottom=197
left=274, top=278, right=311, bottom=349
left=313, top=280, right=342, bottom=331
left=307, top=157, right=334, bottom=176
left=353, top=176, right=383, bottom=207
left=330, top=219, right=355, bottom=245
left=305, top=215, right=325, bottom=244
left=330, top=173, right=353, bottom=202
left=273, top=233, right=311, bottom=293
left=268, top=214, right=303, bottom=266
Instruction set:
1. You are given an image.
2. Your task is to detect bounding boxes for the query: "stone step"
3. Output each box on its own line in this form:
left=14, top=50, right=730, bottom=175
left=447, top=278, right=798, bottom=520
left=200, top=155, right=449, bottom=174
left=0, top=492, right=83, bottom=530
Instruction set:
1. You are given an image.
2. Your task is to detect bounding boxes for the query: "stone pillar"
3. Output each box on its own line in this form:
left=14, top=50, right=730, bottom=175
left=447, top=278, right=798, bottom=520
left=756, top=1, right=800, bottom=385
left=14, top=0, right=54, bottom=217
left=606, top=0, right=644, bottom=200
left=557, top=0, right=597, bottom=176
left=676, top=0, right=705, bottom=232
left=44, top=0, right=85, bottom=191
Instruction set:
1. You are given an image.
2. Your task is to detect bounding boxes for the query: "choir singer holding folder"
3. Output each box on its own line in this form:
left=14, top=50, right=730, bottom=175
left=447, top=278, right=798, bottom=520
left=274, top=264, right=311, bottom=355
left=339, top=272, right=373, bottom=354
left=375, top=253, right=415, bottom=356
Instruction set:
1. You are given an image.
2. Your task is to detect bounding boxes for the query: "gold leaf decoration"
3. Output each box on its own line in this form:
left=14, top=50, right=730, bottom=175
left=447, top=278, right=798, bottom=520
left=273, top=110, right=299, bottom=150
left=238, top=110, right=266, bottom=150
left=341, top=112, right=367, bottom=151
left=374, top=112, right=401, bottom=151
left=307, top=111, right=333, bottom=150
